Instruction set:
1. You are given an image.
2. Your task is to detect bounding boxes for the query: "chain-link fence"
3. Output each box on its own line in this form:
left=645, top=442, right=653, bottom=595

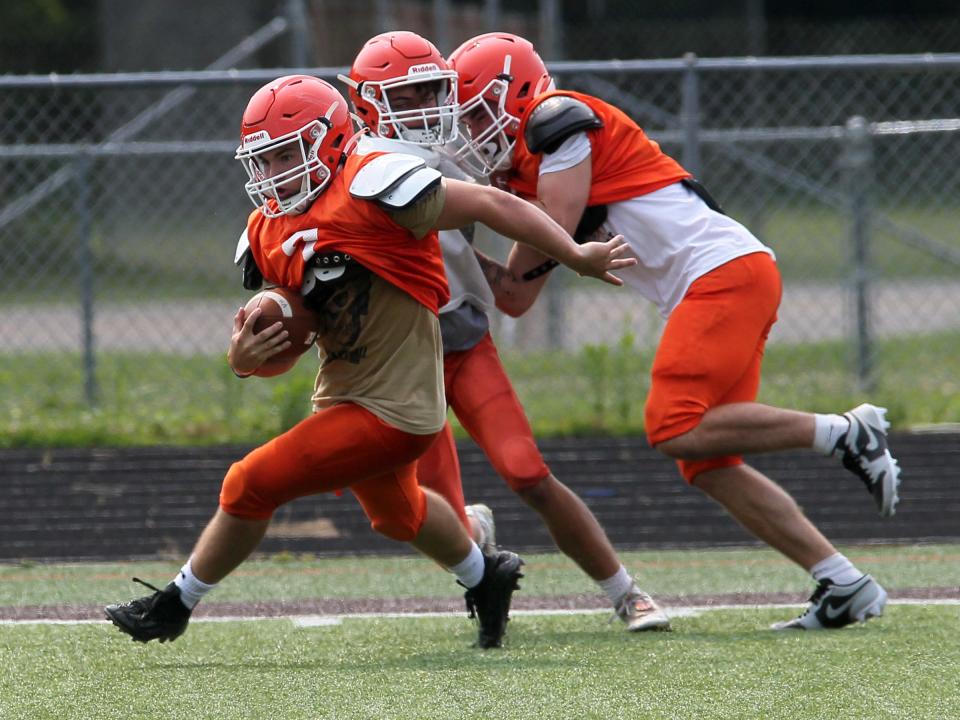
left=3, top=51, right=959, bottom=444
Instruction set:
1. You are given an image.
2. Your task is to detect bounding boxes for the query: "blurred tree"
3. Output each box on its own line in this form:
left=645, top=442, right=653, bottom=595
left=0, top=0, right=98, bottom=73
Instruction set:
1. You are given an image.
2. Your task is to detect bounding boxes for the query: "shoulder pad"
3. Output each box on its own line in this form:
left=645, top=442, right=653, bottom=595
left=350, top=153, right=442, bottom=210
left=524, top=96, right=603, bottom=154
left=234, top=229, right=250, bottom=265
left=350, top=154, right=427, bottom=198
left=234, top=228, right=264, bottom=290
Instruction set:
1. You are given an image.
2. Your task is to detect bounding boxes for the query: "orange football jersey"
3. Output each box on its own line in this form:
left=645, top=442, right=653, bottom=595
left=245, top=151, right=450, bottom=314
left=508, top=90, right=690, bottom=204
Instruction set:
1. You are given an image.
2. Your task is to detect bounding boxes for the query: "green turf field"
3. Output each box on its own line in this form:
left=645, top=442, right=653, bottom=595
left=2, top=545, right=957, bottom=719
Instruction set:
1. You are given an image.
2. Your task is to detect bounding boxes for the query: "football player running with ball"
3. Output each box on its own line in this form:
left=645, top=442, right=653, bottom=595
left=104, top=74, right=635, bottom=649
left=339, top=30, right=670, bottom=632
left=448, top=32, right=902, bottom=631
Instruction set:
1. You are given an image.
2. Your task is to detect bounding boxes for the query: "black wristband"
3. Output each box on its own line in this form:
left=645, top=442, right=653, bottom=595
left=521, top=259, right=560, bottom=281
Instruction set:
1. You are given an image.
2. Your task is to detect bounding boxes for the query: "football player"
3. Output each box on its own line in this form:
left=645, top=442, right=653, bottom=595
left=448, top=32, right=901, bottom=631
left=339, top=30, right=670, bottom=632
left=104, top=74, right=634, bottom=650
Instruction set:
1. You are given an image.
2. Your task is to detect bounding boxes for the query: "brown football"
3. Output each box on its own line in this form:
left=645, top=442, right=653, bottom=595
left=243, top=286, right=320, bottom=377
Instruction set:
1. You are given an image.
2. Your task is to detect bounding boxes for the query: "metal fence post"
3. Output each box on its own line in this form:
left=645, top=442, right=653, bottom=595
left=74, top=156, right=97, bottom=406
left=843, top=116, right=875, bottom=391
left=681, top=52, right=702, bottom=178
left=432, top=0, right=451, bottom=55
left=539, top=0, right=562, bottom=60
left=374, top=0, right=395, bottom=34
left=284, top=0, right=311, bottom=67
left=484, top=0, right=501, bottom=31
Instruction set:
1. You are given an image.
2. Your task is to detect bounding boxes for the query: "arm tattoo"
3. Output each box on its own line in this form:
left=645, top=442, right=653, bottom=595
left=475, top=250, right=518, bottom=292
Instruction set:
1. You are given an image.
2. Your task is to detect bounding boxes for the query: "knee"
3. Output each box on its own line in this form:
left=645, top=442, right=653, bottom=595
left=496, top=437, right=550, bottom=491
left=654, top=436, right=685, bottom=459
left=367, top=491, right=426, bottom=543
left=370, top=513, right=421, bottom=543
left=685, top=457, right=746, bottom=488
left=645, top=394, right=707, bottom=459
left=654, top=432, right=703, bottom=460
left=219, top=461, right=276, bottom=520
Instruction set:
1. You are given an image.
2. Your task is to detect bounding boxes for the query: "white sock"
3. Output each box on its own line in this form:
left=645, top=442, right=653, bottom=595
left=812, top=414, right=849, bottom=455
left=809, top=553, right=862, bottom=586
left=596, top=566, right=634, bottom=605
left=449, top=543, right=486, bottom=589
left=173, top=559, right=218, bottom=610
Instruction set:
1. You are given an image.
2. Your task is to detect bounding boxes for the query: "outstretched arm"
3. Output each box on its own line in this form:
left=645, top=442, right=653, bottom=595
left=435, top=178, right=634, bottom=286
left=477, top=155, right=596, bottom=315
left=473, top=248, right=549, bottom=318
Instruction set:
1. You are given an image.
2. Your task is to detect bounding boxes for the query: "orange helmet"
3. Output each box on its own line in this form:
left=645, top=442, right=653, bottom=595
left=447, top=32, right=553, bottom=176
left=339, top=31, right=459, bottom=146
left=235, top=75, right=355, bottom=217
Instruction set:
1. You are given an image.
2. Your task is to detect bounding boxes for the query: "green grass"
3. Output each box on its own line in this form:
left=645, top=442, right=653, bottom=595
left=1, top=545, right=958, bottom=720
left=3, top=330, right=959, bottom=447
left=1, top=545, right=957, bottom=605
left=747, top=203, right=960, bottom=281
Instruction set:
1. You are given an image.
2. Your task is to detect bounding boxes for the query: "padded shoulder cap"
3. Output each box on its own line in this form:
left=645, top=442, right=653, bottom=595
left=350, top=153, right=427, bottom=199
left=234, top=229, right=251, bottom=265
left=350, top=153, right=442, bottom=210
left=524, top=96, right=603, bottom=154
left=234, top=229, right=263, bottom=290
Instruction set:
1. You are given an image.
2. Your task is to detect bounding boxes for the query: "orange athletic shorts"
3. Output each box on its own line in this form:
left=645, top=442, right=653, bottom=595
left=645, top=251, right=782, bottom=482
left=417, top=332, right=550, bottom=524
left=220, top=402, right=437, bottom=542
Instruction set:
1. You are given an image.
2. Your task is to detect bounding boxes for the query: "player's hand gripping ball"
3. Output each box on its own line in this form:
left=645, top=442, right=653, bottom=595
left=243, top=287, right=320, bottom=377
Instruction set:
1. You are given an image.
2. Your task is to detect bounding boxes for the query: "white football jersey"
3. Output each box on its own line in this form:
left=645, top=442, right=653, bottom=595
left=356, top=135, right=496, bottom=317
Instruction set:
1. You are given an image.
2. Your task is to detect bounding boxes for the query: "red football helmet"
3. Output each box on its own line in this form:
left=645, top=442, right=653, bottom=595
left=447, top=32, right=554, bottom=176
left=339, top=31, right=459, bottom=146
left=235, top=75, right=355, bottom=217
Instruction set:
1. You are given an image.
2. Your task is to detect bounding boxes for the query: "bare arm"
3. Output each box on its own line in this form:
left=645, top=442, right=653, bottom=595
left=435, top=178, right=634, bottom=285
left=535, top=154, right=592, bottom=236
left=474, top=248, right=550, bottom=317
left=493, top=156, right=594, bottom=314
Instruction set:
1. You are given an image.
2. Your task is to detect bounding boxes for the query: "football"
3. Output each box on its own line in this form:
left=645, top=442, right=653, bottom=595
left=243, top=286, right=320, bottom=377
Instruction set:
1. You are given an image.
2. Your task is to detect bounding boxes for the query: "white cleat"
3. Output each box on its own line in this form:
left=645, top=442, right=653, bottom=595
left=466, top=503, right=497, bottom=554
left=614, top=587, right=671, bottom=632
left=833, top=403, right=902, bottom=517
left=771, top=574, right=887, bottom=630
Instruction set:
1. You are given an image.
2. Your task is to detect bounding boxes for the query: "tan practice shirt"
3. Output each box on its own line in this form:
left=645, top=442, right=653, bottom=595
left=310, top=186, right=447, bottom=435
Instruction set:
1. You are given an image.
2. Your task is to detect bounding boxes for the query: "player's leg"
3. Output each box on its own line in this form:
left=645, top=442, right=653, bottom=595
left=696, top=464, right=888, bottom=630
left=415, top=419, right=477, bottom=536
left=448, top=333, right=669, bottom=630
left=648, top=254, right=828, bottom=564
left=648, top=252, right=785, bottom=458
left=352, top=469, right=525, bottom=649
left=646, top=256, right=886, bottom=628
left=694, top=464, right=834, bottom=569
left=652, top=254, right=899, bottom=515
left=105, top=403, right=435, bottom=643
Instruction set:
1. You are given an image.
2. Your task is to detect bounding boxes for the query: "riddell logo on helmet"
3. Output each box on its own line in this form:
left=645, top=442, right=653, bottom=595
left=242, top=130, right=271, bottom=147
left=408, top=63, right=440, bottom=75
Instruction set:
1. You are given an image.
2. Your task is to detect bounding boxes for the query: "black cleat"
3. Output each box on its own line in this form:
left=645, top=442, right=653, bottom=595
left=462, top=549, right=525, bottom=649
left=104, top=577, right=192, bottom=643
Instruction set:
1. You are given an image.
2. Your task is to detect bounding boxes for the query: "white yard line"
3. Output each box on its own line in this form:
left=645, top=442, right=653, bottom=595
left=3, top=597, right=957, bottom=627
